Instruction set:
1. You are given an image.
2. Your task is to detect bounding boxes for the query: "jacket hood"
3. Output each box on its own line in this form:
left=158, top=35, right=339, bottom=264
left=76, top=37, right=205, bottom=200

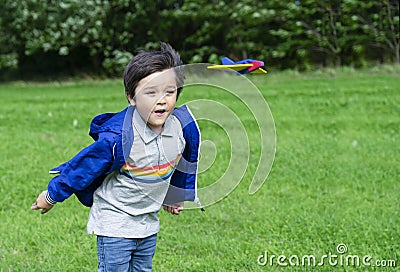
left=89, top=107, right=129, bottom=140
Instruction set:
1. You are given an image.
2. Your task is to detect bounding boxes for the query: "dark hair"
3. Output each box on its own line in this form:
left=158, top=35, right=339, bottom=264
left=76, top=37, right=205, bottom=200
left=123, top=42, right=184, bottom=100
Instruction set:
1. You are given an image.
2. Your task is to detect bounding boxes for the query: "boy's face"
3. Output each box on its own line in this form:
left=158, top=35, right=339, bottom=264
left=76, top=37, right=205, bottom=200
left=128, top=69, right=178, bottom=134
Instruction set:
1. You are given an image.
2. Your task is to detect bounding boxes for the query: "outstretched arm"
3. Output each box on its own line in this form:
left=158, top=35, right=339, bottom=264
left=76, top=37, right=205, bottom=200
left=35, top=135, right=115, bottom=209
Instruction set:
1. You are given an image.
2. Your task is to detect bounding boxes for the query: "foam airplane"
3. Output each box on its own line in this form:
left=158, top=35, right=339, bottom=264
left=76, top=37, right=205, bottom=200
left=207, top=57, right=267, bottom=74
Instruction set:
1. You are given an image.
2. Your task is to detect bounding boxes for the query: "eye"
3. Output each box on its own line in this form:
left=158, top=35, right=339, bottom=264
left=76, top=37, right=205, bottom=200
left=145, top=90, right=156, bottom=96
left=165, top=88, right=177, bottom=95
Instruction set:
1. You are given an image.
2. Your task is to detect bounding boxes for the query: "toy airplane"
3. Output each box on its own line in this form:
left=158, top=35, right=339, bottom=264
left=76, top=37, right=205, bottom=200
left=207, top=57, right=267, bottom=74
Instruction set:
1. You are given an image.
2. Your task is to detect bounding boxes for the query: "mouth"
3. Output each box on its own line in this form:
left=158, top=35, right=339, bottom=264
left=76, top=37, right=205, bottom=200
left=154, top=108, right=168, bottom=117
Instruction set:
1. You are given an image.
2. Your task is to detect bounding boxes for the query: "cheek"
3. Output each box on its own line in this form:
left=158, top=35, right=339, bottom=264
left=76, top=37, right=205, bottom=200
left=134, top=95, right=155, bottom=109
left=136, top=99, right=157, bottom=115
left=169, top=97, right=177, bottom=107
left=167, top=94, right=178, bottom=104
left=169, top=100, right=177, bottom=108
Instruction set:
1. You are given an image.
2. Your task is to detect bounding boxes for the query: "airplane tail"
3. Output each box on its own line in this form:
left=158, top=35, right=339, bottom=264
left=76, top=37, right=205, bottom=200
left=221, top=57, right=235, bottom=65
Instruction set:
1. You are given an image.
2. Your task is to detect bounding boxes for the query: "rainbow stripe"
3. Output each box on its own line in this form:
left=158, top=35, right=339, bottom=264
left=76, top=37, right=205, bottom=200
left=119, top=154, right=182, bottom=183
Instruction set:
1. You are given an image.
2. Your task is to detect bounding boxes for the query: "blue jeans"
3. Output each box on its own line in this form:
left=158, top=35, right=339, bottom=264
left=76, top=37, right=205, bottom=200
left=97, top=233, right=157, bottom=272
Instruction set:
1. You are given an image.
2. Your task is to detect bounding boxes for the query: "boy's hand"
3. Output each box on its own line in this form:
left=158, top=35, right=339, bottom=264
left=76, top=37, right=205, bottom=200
left=31, top=190, right=54, bottom=214
left=163, top=202, right=184, bottom=215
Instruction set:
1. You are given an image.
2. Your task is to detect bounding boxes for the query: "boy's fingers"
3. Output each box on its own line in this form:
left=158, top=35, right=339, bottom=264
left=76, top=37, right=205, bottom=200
left=31, top=202, right=38, bottom=210
left=163, top=205, right=178, bottom=214
left=31, top=199, right=52, bottom=214
left=162, top=203, right=184, bottom=215
left=172, top=208, right=182, bottom=215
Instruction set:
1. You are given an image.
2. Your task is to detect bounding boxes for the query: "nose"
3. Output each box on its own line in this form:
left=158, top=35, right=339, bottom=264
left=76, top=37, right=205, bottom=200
left=157, top=93, right=166, bottom=104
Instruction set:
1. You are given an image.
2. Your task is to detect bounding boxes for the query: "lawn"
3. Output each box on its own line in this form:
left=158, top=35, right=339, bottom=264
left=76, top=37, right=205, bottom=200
left=0, top=66, right=399, bottom=271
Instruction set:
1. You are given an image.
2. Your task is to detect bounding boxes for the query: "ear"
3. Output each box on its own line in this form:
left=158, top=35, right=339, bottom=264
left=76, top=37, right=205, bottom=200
left=127, top=93, right=136, bottom=106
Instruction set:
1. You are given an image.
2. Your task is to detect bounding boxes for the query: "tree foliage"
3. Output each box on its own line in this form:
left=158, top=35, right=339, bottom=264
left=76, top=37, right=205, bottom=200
left=0, top=0, right=398, bottom=78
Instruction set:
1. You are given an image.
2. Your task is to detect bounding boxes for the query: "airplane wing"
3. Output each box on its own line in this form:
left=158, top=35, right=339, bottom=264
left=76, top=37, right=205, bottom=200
left=208, top=57, right=267, bottom=74
left=207, top=64, right=253, bottom=71
left=207, top=64, right=267, bottom=74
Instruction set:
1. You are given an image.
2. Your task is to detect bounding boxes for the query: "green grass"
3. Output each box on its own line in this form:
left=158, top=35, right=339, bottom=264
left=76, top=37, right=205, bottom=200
left=1, top=66, right=399, bottom=271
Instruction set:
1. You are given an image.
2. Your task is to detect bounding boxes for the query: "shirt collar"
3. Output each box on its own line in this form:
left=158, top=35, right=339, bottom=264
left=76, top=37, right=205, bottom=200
left=132, top=109, right=174, bottom=144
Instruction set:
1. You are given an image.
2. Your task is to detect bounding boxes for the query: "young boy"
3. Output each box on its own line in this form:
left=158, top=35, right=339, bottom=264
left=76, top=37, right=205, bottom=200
left=31, top=42, right=200, bottom=271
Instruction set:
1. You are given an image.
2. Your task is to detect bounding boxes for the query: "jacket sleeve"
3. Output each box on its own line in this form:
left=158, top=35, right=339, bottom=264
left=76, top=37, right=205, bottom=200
left=164, top=105, right=200, bottom=204
left=47, top=135, right=114, bottom=203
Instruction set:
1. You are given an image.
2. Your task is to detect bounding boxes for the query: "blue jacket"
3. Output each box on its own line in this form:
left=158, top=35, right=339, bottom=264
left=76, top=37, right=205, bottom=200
left=47, top=105, right=200, bottom=207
